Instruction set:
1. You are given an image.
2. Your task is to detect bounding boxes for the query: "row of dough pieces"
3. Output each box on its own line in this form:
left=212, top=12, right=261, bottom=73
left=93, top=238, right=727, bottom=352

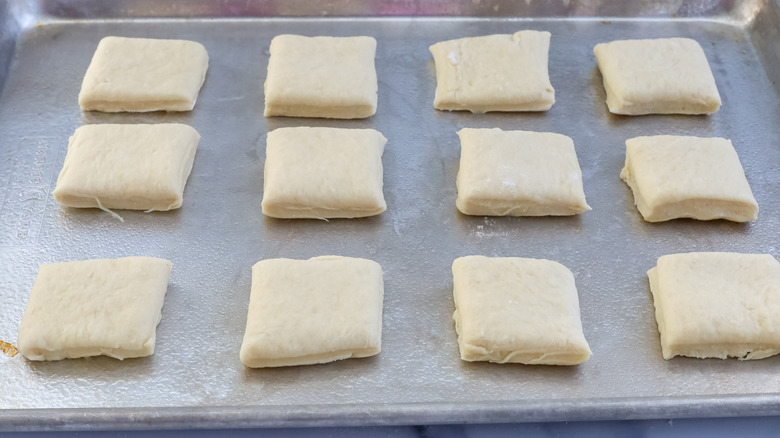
left=78, top=33, right=721, bottom=117
left=15, top=252, right=780, bottom=365
left=53, top=124, right=759, bottom=223
left=70, top=33, right=736, bottom=220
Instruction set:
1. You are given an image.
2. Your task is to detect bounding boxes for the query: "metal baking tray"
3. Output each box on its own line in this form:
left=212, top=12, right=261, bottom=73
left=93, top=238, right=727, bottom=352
left=3, top=0, right=780, bottom=431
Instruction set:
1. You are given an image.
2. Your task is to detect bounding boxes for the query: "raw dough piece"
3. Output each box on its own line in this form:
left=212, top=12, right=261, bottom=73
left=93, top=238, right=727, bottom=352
left=262, top=127, right=387, bottom=218
left=429, top=31, right=555, bottom=112
left=648, top=252, right=780, bottom=360
left=53, top=124, right=200, bottom=212
left=620, top=135, right=757, bottom=222
left=78, top=36, right=209, bottom=112
left=240, top=256, right=384, bottom=368
left=456, top=128, right=590, bottom=216
left=17, top=257, right=172, bottom=361
left=264, top=35, right=378, bottom=119
left=593, top=38, right=721, bottom=115
left=452, top=256, right=591, bottom=365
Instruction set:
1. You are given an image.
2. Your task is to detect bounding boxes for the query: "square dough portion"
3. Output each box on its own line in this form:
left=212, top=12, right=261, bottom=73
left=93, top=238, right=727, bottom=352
left=264, top=35, right=378, bottom=119
left=79, top=36, right=209, bottom=112
left=240, top=256, right=384, bottom=368
left=429, top=31, right=555, bottom=112
left=648, top=252, right=780, bottom=360
left=262, top=127, right=387, bottom=219
left=456, top=128, right=590, bottom=216
left=17, top=257, right=172, bottom=361
left=452, top=256, right=591, bottom=365
left=53, top=123, right=200, bottom=212
left=593, top=38, right=721, bottom=115
left=620, top=135, right=757, bottom=222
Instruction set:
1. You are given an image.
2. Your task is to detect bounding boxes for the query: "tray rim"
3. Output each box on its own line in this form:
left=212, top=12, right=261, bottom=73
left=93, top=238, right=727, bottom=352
left=6, top=0, right=765, bottom=24
left=4, top=393, right=780, bottom=431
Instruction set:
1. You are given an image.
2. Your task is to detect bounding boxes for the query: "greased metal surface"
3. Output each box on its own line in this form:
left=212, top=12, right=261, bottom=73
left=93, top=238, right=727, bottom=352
left=2, top=0, right=780, bottom=430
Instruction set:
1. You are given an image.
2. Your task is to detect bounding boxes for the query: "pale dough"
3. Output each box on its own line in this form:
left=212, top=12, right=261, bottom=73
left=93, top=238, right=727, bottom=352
left=452, top=256, right=591, bottom=365
left=648, top=252, right=780, bottom=360
left=78, top=36, right=209, bottom=112
left=240, top=256, right=384, bottom=368
left=53, top=123, right=200, bottom=212
left=429, top=31, right=555, bottom=112
left=456, top=128, right=590, bottom=216
left=263, top=35, right=378, bottom=119
left=17, top=257, right=172, bottom=361
left=262, top=127, right=387, bottom=219
left=620, top=135, right=757, bottom=222
left=593, top=38, right=721, bottom=115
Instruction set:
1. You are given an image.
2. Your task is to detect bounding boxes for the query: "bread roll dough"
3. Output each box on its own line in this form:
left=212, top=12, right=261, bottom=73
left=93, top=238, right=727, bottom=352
left=264, top=35, right=378, bottom=119
left=429, top=31, right=555, bottom=112
left=620, top=135, right=757, bottom=222
left=79, top=36, right=209, bottom=112
left=452, top=256, right=591, bottom=365
left=53, top=124, right=200, bottom=212
left=240, top=256, right=384, bottom=368
left=262, top=127, right=386, bottom=219
left=456, top=128, right=590, bottom=216
left=593, top=38, right=721, bottom=115
left=648, top=252, right=780, bottom=360
left=17, top=257, right=172, bottom=361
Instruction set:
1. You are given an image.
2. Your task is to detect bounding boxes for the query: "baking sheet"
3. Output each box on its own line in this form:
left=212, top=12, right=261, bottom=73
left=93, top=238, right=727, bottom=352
left=2, top=0, right=780, bottom=431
